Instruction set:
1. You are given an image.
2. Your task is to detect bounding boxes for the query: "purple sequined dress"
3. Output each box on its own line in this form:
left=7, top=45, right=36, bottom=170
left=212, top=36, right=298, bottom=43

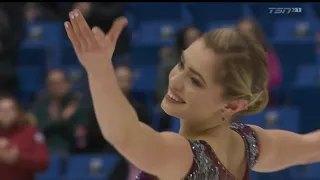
left=136, top=123, right=259, bottom=180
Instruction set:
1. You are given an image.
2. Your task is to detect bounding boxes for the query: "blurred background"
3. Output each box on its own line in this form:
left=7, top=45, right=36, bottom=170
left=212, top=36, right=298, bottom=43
left=1, top=2, right=320, bottom=180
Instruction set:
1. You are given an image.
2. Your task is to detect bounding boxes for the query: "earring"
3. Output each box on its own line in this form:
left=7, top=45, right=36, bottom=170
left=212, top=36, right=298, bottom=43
left=221, top=110, right=225, bottom=121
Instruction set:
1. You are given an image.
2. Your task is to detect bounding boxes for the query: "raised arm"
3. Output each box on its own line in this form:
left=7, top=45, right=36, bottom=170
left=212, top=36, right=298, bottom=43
left=249, top=125, right=320, bottom=172
left=64, top=9, right=193, bottom=179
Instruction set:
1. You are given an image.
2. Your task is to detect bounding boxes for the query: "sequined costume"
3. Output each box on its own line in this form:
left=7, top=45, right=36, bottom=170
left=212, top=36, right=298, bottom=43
left=136, top=123, right=259, bottom=180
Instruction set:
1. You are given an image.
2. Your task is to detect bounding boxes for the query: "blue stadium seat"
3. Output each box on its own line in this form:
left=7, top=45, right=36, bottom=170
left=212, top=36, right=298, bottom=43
left=125, top=11, right=136, bottom=32
left=273, top=41, right=316, bottom=65
left=36, top=154, right=61, bottom=180
left=186, top=3, right=243, bottom=30
left=132, top=65, right=158, bottom=92
left=289, top=86, right=320, bottom=133
left=61, top=40, right=82, bottom=66
left=273, top=19, right=313, bottom=41
left=25, top=23, right=63, bottom=46
left=22, top=23, right=64, bottom=67
left=133, top=21, right=183, bottom=45
left=126, top=3, right=184, bottom=23
left=18, top=66, right=44, bottom=94
left=168, top=117, right=180, bottom=132
left=290, top=163, right=320, bottom=179
left=273, top=41, right=316, bottom=87
left=19, top=45, right=47, bottom=68
left=242, top=107, right=300, bottom=132
left=256, top=18, right=274, bottom=38
left=131, top=45, right=162, bottom=65
left=295, top=64, right=320, bottom=87
left=65, top=154, right=120, bottom=179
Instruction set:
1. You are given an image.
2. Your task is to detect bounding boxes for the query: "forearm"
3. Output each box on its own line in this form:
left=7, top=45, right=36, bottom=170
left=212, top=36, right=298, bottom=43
left=87, top=66, right=140, bottom=145
left=299, top=130, right=320, bottom=164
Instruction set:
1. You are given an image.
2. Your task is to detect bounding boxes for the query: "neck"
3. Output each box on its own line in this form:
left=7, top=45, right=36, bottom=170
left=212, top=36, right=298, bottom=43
left=179, top=117, right=231, bottom=139
left=180, top=115, right=235, bottom=144
left=179, top=117, right=236, bottom=163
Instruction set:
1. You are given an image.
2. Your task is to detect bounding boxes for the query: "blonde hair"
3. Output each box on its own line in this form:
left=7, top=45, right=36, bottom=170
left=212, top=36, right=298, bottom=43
left=203, top=28, right=269, bottom=115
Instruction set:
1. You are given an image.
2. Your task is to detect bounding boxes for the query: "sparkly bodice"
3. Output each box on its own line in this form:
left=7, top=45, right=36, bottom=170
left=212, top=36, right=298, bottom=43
left=136, top=123, right=259, bottom=180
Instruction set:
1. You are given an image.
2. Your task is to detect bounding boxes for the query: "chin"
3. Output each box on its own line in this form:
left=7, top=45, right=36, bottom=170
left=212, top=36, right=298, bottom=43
left=160, top=98, right=187, bottom=119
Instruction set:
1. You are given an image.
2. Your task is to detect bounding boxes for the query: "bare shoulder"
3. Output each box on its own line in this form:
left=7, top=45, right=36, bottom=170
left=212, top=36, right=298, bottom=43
left=139, top=131, right=194, bottom=179
left=158, top=131, right=194, bottom=166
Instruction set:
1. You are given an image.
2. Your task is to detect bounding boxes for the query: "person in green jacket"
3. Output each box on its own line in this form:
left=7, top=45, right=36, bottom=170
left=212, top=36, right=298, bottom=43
left=31, top=69, right=87, bottom=154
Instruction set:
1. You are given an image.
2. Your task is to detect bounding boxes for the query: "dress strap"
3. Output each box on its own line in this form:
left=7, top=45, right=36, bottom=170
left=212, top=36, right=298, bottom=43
left=230, top=123, right=260, bottom=168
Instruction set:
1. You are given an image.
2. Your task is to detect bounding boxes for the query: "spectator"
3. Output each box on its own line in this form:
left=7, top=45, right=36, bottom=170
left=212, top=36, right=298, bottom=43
left=236, top=18, right=283, bottom=90
left=86, top=65, right=151, bottom=180
left=0, top=93, right=49, bottom=180
left=156, top=26, right=201, bottom=131
left=176, top=26, right=202, bottom=54
left=31, top=69, right=87, bottom=153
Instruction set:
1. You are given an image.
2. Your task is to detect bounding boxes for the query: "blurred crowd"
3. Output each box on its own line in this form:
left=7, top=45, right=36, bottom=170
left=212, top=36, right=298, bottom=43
left=0, top=2, right=285, bottom=180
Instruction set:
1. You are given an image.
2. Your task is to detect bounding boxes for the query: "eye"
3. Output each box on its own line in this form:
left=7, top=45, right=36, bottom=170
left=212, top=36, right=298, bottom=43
left=191, top=77, right=202, bottom=87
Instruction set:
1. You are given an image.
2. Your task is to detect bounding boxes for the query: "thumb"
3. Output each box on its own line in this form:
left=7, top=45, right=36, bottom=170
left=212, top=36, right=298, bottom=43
left=106, top=16, right=128, bottom=44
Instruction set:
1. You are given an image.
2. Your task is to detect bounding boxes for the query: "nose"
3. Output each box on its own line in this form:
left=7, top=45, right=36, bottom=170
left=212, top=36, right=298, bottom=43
left=169, top=72, right=184, bottom=92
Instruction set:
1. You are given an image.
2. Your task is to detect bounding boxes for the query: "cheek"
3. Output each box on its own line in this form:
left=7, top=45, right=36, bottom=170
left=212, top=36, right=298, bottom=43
left=186, top=90, right=223, bottom=113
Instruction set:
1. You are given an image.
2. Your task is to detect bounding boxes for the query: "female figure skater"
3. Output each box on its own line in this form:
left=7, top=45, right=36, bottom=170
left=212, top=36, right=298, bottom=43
left=65, top=9, right=320, bottom=180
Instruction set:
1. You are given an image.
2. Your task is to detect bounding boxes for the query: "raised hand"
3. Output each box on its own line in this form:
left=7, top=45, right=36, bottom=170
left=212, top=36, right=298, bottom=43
left=64, top=9, right=127, bottom=72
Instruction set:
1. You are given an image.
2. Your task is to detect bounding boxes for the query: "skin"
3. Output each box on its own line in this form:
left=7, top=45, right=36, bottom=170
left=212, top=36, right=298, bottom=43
left=0, top=98, right=19, bottom=129
left=0, top=98, right=20, bottom=164
left=65, top=9, right=320, bottom=180
left=47, top=70, right=70, bottom=99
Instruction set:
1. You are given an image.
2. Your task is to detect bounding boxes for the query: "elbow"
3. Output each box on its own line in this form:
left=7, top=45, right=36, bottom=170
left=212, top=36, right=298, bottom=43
left=101, top=122, right=140, bottom=150
left=100, top=113, right=141, bottom=148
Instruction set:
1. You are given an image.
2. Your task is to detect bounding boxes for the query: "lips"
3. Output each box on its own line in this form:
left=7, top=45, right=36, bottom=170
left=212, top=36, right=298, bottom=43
left=167, top=89, right=185, bottom=103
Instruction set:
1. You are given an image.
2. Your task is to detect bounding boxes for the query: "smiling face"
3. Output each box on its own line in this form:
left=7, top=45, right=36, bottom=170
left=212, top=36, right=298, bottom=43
left=162, top=39, right=226, bottom=121
left=0, top=98, right=20, bottom=129
left=161, top=28, right=269, bottom=123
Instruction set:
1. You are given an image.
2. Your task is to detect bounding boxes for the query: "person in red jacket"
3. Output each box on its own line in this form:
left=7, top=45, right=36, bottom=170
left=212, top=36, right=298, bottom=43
left=0, top=93, right=49, bottom=180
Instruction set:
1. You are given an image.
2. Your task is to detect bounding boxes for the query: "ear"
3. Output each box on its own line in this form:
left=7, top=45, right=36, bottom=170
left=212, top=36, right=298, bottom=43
left=223, top=99, right=248, bottom=115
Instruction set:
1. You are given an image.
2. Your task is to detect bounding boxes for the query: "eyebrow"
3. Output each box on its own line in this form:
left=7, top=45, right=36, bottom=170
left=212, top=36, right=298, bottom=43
left=182, top=53, right=207, bottom=86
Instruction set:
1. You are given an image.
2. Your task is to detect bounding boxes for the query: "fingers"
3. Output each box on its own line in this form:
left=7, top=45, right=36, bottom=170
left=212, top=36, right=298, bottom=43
left=106, top=16, right=128, bottom=44
left=73, top=9, right=98, bottom=49
left=69, top=10, right=87, bottom=51
left=68, top=9, right=98, bottom=51
left=64, top=21, right=81, bottom=52
left=92, top=26, right=107, bottom=47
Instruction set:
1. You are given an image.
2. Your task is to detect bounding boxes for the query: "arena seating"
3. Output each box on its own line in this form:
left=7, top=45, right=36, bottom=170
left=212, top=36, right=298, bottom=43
left=18, top=3, right=320, bottom=180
